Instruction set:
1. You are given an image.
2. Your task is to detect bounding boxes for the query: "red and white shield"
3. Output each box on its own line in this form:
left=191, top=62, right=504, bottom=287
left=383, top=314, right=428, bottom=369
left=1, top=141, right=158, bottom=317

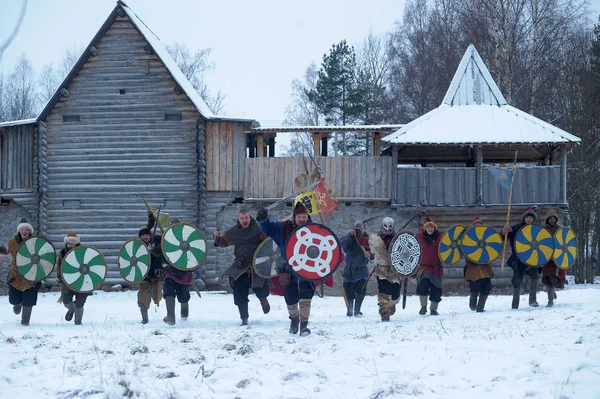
left=284, top=223, right=342, bottom=281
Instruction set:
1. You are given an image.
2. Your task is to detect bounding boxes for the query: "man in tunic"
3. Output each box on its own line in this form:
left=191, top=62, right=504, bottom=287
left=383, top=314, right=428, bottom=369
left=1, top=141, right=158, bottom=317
left=464, top=217, right=494, bottom=313
left=56, top=232, right=90, bottom=324
left=0, top=219, right=41, bottom=326
left=214, top=208, right=270, bottom=325
left=256, top=202, right=315, bottom=336
left=340, top=221, right=372, bottom=317
left=369, top=217, right=402, bottom=322
left=415, top=218, right=443, bottom=316
left=540, top=209, right=565, bottom=307
left=502, top=207, right=540, bottom=309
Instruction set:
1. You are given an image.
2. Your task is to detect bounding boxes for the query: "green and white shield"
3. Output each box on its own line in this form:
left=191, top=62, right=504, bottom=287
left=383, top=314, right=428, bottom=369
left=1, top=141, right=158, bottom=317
left=62, top=246, right=107, bottom=293
left=162, top=223, right=206, bottom=271
left=118, top=238, right=151, bottom=283
left=16, top=237, right=57, bottom=282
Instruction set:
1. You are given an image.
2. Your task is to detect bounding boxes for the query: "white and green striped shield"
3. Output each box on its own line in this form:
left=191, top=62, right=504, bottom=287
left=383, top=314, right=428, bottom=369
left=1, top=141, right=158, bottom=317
left=62, top=246, right=107, bottom=293
left=16, top=237, right=57, bottom=282
left=161, top=223, right=206, bottom=271
left=118, top=238, right=151, bottom=283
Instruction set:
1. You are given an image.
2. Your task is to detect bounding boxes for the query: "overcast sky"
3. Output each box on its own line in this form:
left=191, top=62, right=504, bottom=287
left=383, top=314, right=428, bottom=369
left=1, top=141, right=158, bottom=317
left=1, top=0, right=599, bottom=128
left=0, top=0, right=405, bottom=125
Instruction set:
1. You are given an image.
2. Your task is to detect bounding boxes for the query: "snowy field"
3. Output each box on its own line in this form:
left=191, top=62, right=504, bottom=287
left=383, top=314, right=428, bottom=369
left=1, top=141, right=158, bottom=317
left=0, top=282, right=599, bottom=399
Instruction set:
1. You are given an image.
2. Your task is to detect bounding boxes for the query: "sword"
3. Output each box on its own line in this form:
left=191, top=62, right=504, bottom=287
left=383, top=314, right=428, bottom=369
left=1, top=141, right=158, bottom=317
left=265, top=180, right=321, bottom=211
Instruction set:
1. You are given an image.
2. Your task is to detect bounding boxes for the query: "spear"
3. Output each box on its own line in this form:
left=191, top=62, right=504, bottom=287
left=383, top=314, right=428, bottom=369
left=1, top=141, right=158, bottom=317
left=501, top=150, right=519, bottom=272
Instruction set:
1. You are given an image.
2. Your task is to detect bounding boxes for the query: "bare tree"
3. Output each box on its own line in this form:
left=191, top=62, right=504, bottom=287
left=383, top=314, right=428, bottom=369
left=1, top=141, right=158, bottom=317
left=0, top=0, right=27, bottom=64
left=282, top=63, right=320, bottom=156
left=58, top=45, right=84, bottom=81
left=4, top=53, right=37, bottom=121
left=38, top=63, right=58, bottom=107
left=167, top=42, right=225, bottom=114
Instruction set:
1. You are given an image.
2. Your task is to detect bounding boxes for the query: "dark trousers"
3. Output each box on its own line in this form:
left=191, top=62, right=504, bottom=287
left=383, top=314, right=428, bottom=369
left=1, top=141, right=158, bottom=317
left=468, top=278, right=492, bottom=295
left=416, top=278, right=442, bottom=303
left=377, top=278, right=401, bottom=301
left=163, top=278, right=191, bottom=303
left=283, top=281, right=314, bottom=306
left=343, top=279, right=367, bottom=301
left=9, top=283, right=41, bottom=307
left=511, top=264, right=539, bottom=288
left=233, top=273, right=269, bottom=306
left=61, top=285, right=89, bottom=308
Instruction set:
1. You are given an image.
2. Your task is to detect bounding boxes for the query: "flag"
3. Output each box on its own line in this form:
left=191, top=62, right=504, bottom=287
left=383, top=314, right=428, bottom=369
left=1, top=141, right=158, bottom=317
left=294, top=190, right=319, bottom=215
left=314, top=177, right=339, bottom=216
left=488, top=167, right=514, bottom=191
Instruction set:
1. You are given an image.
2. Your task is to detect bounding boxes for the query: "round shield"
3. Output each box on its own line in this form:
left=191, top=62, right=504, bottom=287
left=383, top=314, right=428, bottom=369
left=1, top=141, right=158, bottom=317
left=118, top=238, right=151, bottom=283
left=253, top=237, right=282, bottom=278
left=439, top=224, right=466, bottom=265
left=162, top=223, right=207, bottom=271
left=16, top=236, right=57, bottom=282
left=461, top=225, right=503, bottom=264
left=515, top=224, right=555, bottom=267
left=388, top=230, right=421, bottom=276
left=552, top=227, right=577, bottom=270
left=284, top=223, right=342, bottom=281
left=62, top=246, right=107, bottom=293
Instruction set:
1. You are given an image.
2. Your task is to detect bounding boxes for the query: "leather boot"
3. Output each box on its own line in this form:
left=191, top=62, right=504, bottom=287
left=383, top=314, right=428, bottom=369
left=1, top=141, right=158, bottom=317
left=529, top=279, right=539, bottom=307
left=181, top=302, right=189, bottom=320
left=476, top=294, right=488, bottom=313
left=13, top=304, right=22, bottom=315
left=419, top=295, right=428, bottom=315
left=430, top=301, right=439, bottom=316
left=238, top=303, right=249, bottom=326
left=74, top=307, right=84, bottom=325
left=163, top=297, right=176, bottom=325
left=289, top=315, right=300, bottom=334
left=65, top=302, right=75, bottom=321
left=21, top=306, right=32, bottom=326
left=378, top=292, right=390, bottom=321
left=512, top=287, right=520, bottom=309
left=354, top=295, right=365, bottom=316
left=260, top=298, right=270, bottom=314
left=547, top=287, right=555, bottom=307
left=300, top=320, right=311, bottom=336
left=346, top=299, right=354, bottom=317
left=140, top=307, right=149, bottom=324
left=469, top=293, right=478, bottom=311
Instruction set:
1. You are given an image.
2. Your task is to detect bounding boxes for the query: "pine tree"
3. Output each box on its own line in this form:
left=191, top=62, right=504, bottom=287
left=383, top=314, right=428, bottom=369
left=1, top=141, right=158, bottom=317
left=307, top=40, right=363, bottom=155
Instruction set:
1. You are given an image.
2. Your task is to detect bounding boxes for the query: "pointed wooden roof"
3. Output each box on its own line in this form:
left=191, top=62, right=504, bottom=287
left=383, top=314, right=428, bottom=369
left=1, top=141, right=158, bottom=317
left=384, top=45, right=580, bottom=145
left=442, top=44, right=506, bottom=106
left=38, top=1, right=247, bottom=122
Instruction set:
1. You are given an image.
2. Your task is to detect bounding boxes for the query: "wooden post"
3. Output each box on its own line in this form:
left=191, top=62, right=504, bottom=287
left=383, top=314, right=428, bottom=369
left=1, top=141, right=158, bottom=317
left=560, top=146, right=567, bottom=204
left=373, top=132, right=381, bottom=156
left=501, top=150, right=519, bottom=272
left=313, top=132, right=320, bottom=156
left=475, top=145, right=483, bottom=205
left=391, top=145, right=399, bottom=205
left=256, top=134, right=264, bottom=157
left=366, top=132, right=370, bottom=156
left=321, top=133, right=328, bottom=156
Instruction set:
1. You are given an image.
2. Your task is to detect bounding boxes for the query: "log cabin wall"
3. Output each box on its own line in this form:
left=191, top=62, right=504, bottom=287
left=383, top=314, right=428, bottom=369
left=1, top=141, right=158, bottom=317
left=41, top=14, right=200, bottom=283
left=0, top=124, right=39, bottom=224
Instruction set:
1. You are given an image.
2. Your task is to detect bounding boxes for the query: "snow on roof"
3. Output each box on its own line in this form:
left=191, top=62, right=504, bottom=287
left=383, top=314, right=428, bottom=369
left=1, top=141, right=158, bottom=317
left=251, top=124, right=404, bottom=132
left=0, top=118, right=37, bottom=128
left=384, top=44, right=580, bottom=145
left=120, top=2, right=216, bottom=119
left=383, top=104, right=580, bottom=144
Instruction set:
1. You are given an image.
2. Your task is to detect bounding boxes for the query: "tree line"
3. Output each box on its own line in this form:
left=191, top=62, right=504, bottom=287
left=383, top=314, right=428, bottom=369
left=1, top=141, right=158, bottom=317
left=283, top=0, right=599, bottom=283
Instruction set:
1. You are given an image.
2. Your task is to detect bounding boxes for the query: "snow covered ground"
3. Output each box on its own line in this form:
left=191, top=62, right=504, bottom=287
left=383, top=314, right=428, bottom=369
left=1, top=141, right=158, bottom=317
left=0, top=283, right=599, bottom=399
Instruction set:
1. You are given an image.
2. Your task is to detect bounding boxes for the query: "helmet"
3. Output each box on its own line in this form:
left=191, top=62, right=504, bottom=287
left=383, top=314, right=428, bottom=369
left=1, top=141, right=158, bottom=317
left=382, top=217, right=394, bottom=234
